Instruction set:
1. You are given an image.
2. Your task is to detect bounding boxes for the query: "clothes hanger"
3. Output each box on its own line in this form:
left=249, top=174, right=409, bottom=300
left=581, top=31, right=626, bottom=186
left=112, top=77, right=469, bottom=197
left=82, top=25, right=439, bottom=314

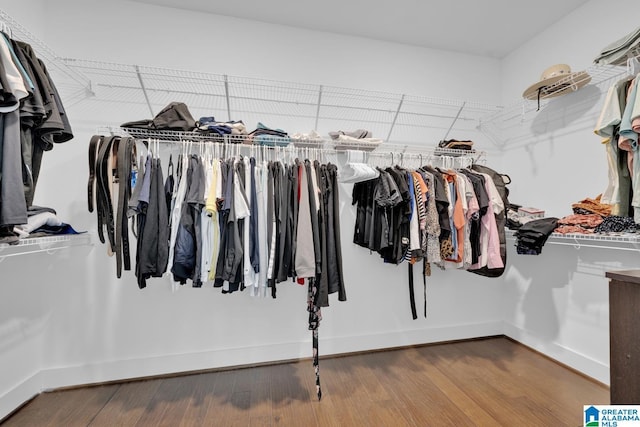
left=340, top=149, right=377, bottom=183
left=628, top=56, right=640, bottom=76
left=0, top=21, right=12, bottom=38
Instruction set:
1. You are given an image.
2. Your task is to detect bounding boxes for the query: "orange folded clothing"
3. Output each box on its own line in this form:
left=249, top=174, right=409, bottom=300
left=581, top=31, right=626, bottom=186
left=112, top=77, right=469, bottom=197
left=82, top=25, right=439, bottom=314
left=557, top=214, right=604, bottom=228
left=555, top=225, right=595, bottom=234
left=571, top=194, right=612, bottom=217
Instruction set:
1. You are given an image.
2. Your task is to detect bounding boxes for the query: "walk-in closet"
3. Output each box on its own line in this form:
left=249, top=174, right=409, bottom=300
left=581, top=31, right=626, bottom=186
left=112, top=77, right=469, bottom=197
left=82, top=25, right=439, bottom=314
left=2, top=1, right=640, bottom=425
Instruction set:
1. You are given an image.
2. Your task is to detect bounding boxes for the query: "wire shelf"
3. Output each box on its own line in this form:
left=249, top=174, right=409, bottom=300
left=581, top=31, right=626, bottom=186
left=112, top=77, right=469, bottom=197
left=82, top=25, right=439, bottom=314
left=64, top=58, right=501, bottom=145
left=0, top=9, right=92, bottom=104
left=0, top=233, right=92, bottom=260
left=109, top=127, right=487, bottom=161
left=507, top=229, right=640, bottom=252
left=478, top=60, right=632, bottom=146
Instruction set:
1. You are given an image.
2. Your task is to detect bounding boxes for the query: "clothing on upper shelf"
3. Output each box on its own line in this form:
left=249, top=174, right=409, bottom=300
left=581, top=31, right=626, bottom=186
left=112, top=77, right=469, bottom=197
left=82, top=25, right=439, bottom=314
left=438, top=139, right=474, bottom=151
left=328, top=128, right=382, bottom=150
left=329, top=129, right=372, bottom=139
left=594, top=215, right=639, bottom=233
left=571, top=194, right=613, bottom=217
left=551, top=213, right=603, bottom=235
left=554, top=225, right=594, bottom=234
left=514, top=217, right=559, bottom=255
left=10, top=204, right=82, bottom=238
left=197, top=117, right=247, bottom=136
left=244, top=122, right=290, bottom=146
left=557, top=213, right=604, bottom=228
left=594, top=26, right=640, bottom=66
left=121, top=102, right=197, bottom=132
left=0, top=33, right=73, bottom=228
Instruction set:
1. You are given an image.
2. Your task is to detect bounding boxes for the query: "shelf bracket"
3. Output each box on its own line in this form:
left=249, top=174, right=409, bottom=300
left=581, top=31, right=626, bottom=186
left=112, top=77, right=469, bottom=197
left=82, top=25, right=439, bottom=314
left=224, top=75, right=231, bottom=122
left=314, top=85, right=323, bottom=130
left=442, top=102, right=466, bottom=141
left=386, top=94, right=405, bottom=142
left=135, top=65, right=154, bottom=117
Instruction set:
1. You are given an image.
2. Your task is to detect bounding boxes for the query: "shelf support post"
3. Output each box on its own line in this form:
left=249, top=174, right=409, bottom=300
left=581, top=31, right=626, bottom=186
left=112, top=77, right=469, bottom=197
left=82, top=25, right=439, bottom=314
left=442, top=102, right=466, bottom=141
left=386, top=94, right=405, bottom=142
left=314, top=85, right=323, bottom=130
left=224, top=75, right=231, bottom=122
left=135, top=65, right=154, bottom=117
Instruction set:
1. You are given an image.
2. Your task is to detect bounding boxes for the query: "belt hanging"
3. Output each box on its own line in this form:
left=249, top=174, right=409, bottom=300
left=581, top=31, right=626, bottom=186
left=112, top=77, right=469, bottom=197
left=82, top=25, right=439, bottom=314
left=95, top=135, right=118, bottom=250
left=87, top=135, right=102, bottom=213
left=408, top=262, right=417, bottom=320
left=423, top=259, right=428, bottom=318
left=307, top=277, right=322, bottom=400
left=115, top=136, right=136, bottom=278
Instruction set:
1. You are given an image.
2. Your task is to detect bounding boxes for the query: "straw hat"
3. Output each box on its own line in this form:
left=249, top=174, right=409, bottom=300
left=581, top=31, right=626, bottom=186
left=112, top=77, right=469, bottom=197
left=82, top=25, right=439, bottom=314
left=522, top=64, right=591, bottom=100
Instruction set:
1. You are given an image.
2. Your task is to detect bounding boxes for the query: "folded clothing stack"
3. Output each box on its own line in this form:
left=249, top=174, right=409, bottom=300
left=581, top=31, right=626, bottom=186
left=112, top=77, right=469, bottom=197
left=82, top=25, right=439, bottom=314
left=197, top=117, right=247, bottom=137
left=245, top=122, right=290, bottom=146
left=555, top=214, right=604, bottom=234
left=594, top=216, right=639, bottom=234
left=121, top=102, right=197, bottom=132
left=329, top=129, right=382, bottom=151
left=571, top=194, right=612, bottom=216
left=514, top=217, right=559, bottom=255
left=594, top=26, right=640, bottom=66
left=291, top=130, right=324, bottom=148
left=437, top=139, right=474, bottom=150
left=1, top=206, right=83, bottom=245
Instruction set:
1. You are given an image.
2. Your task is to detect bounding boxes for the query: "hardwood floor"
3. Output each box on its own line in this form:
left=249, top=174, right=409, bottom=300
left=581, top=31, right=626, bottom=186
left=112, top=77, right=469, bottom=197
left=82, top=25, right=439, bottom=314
left=1, top=337, right=608, bottom=426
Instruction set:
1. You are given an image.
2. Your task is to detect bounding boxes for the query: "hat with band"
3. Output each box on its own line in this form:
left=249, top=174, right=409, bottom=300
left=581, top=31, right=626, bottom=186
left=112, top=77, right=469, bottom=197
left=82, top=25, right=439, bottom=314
left=522, top=64, right=591, bottom=102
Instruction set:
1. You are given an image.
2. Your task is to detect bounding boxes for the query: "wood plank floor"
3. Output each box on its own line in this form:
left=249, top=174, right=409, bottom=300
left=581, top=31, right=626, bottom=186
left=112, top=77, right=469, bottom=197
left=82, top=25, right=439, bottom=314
left=1, top=337, right=609, bottom=426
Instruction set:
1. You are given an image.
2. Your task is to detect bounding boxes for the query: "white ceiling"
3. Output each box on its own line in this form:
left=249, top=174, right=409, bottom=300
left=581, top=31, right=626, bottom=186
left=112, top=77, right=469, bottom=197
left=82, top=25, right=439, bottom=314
left=131, top=0, right=589, bottom=58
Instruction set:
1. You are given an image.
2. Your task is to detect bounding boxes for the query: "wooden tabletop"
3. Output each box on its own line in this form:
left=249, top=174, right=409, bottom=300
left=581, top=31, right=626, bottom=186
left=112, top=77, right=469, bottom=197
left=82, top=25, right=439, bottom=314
left=606, top=270, right=640, bottom=284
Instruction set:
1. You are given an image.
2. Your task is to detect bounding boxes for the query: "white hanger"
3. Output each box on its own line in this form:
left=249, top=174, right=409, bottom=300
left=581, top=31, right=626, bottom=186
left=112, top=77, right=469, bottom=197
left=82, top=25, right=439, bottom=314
left=340, top=149, right=379, bottom=183
left=628, top=56, right=640, bottom=76
left=0, top=21, right=12, bottom=38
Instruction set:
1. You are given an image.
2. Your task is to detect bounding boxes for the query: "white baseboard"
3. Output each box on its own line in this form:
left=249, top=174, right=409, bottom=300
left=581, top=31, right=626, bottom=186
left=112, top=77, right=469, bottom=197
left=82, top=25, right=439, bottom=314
left=0, top=320, right=504, bottom=420
left=0, top=372, right=41, bottom=422
left=321, top=320, right=504, bottom=356
left=40, top=320, right=503, bottom=391
left=503, top=321, right=610, bottom=385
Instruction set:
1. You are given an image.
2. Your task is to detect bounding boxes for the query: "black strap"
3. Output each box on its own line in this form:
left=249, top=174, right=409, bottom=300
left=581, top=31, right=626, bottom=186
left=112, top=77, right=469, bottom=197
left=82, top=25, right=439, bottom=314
left=87, top=135, right=102, bottom=213
left=95, top=135, right=118, bottom=249
left=408, top=262, right=417, bottom=320
left=115, top=136, right=136, bottom=278
left=423, top=261, right=428, bottom=318
left=536, top=87, right=543, bottom=111
left=307, top=277, right=322, bottom=400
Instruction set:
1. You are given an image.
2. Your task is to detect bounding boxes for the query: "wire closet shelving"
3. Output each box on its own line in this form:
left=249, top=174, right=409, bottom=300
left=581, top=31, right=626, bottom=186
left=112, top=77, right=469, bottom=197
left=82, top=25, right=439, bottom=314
left=0, top=234, right=93, bottom=261
left=0, top=9, right=91, bottom=106
left=477, top=58, right=635, bottom=146
left=2, top=7, right=639, bottom=252
left=62, top=58, right=501, bottom=146
left=507, top=230, right=640, bottom=252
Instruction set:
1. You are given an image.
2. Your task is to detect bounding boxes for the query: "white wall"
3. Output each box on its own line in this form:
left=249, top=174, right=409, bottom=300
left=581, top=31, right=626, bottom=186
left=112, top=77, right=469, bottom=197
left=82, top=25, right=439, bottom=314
left=0, top=0, right=506, bottom=420
left=499, top=0, right=640, bottom=385
left=0, top=1, right=49, bottom=418
left=4, top=0, right=632, bottom=419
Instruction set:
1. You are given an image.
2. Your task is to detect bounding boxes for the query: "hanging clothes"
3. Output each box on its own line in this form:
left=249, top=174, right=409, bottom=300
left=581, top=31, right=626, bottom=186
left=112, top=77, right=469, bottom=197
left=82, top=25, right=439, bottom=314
left=0, top=34, right=73, bottom=237
left=350, top=157, right=510, bottom=318
left=134, top=154, right=169, bottom=288
left=172, top=155, right=206, bottom=285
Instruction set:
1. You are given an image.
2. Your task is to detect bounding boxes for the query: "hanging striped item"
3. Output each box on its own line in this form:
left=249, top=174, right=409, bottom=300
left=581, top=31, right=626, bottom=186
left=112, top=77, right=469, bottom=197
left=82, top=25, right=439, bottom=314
left=307, top=277, right=322, bottom=400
